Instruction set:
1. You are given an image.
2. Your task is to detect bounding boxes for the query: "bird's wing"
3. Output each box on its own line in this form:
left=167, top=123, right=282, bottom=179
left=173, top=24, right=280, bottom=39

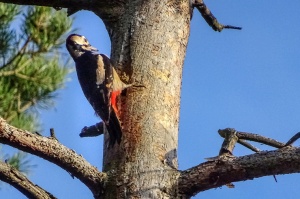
left=92, top=54, right=113, bottom=121
left=95, top=54, right=106, bottom=86
left=99, top=54, right=114, bottom=91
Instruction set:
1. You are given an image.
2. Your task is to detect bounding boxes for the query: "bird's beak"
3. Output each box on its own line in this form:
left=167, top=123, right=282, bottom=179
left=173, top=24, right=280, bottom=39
left=82, top=44, right=98, bottom=52
left=89, top=45, right=98, bottom=52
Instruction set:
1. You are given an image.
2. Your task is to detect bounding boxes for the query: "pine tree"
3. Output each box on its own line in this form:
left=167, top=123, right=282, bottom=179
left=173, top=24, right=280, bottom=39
left=0, top=1, right=299, bottom=198
left=0, top=4, right=72, bottom=173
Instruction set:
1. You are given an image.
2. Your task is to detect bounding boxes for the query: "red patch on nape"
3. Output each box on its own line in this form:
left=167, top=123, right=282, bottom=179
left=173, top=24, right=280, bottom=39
left=111, top=90, right=121, bottom=117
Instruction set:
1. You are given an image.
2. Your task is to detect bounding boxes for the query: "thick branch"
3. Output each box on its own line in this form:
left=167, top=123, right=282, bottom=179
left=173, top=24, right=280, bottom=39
left=0, top=0, right=92, bottom=9
left=178, top=146, right=300, bottom=197
left=0, top=0, right=122, bottom=19
left=0, top=117, right=107, bottom=198
left=0, top=161, right=56, bottom=199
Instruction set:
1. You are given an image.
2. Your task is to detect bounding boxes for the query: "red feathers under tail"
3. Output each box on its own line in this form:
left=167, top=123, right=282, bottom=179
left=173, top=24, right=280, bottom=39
left=110, top=90, right=121, bottom=118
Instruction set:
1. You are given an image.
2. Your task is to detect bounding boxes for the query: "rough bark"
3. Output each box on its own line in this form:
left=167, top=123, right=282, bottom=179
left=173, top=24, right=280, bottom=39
left=0, top=161, right=56, bottom=199
left=3, top=117, right=300, bottom=199
left=178, top=147, right=300, bottom=197
left=0, top=117, right=107, bottom=198
left=98, top=1, right=191, bottom=198
left=1, top=1, right=300, bottom=199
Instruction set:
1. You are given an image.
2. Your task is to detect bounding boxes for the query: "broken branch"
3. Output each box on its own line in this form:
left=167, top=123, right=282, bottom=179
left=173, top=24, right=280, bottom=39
left=179, top=147, right=300, bottom=197
left=218, top=128, right=286, bottom=149
left=192, top=0, right=242, bottom=32
left=79, top=122, right=104, bottom=137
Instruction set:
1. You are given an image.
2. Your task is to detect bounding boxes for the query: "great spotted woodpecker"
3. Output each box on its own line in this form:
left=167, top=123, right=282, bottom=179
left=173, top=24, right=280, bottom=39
left=66, top=34, right=129, bottom=146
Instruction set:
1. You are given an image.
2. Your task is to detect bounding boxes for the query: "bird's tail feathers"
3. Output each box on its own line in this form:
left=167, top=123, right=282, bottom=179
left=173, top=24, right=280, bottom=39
left=106, top=110, right=123, bottom=147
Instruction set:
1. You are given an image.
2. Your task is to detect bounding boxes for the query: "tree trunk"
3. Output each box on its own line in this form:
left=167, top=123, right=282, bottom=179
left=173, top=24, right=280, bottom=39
left=2, top=1, right=300, bottom=199
left=99, top=0, right=191, bottom=198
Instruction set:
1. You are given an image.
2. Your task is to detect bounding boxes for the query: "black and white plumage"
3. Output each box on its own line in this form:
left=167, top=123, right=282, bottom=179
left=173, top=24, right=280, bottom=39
left=66, top=34, right=129, bottom=146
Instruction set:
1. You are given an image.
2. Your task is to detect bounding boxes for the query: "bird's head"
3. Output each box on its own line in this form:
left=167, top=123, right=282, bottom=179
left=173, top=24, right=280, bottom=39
left=66, top=34, right=98, bottom=60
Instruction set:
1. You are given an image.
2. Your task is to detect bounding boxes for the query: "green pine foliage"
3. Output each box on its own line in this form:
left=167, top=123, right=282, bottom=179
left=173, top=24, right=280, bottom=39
left=0, top=3, right=73, bottom=174
left=3, top=150, right=36, bottom=175
left=0, top=4, right=73, bottom=132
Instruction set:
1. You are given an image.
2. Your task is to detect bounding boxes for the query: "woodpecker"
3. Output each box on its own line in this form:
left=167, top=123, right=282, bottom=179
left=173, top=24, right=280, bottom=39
left=66, top=34, right=129, bottom=146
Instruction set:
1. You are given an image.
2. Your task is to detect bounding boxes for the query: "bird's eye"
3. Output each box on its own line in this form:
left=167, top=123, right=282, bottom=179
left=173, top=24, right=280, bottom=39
left=71, top=42, right=82, bottom=51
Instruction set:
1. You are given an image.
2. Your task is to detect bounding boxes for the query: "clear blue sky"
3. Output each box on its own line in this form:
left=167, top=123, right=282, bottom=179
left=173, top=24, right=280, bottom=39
left=1, top=1, right=300, bottom=198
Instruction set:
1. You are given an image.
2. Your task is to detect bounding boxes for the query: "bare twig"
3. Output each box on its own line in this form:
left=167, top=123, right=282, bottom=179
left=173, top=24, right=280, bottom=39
left=49, top=128, right=58, bottom=140
left=0, top=161, right=56, bottom=199
left=284, top=132, right=300, bottom=146
left=237, top=131, right=286, bottom=148
left=238, top=139, right=260, bottom=152
left=219, top=128, right=286, bottom=149
left=273, top=174, right=278, bottom=183
left=192, top=0, right=242, bottom=32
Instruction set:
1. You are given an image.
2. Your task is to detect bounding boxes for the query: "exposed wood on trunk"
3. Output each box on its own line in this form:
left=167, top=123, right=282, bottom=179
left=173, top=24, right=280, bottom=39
left=0, top=1, right=299, bottom=199
left=100, top=0, right=191, bottom=198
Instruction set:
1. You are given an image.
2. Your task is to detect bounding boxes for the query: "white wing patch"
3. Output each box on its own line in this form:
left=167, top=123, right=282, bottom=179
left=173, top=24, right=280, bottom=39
left=96, top=55, right=105, bottom=85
